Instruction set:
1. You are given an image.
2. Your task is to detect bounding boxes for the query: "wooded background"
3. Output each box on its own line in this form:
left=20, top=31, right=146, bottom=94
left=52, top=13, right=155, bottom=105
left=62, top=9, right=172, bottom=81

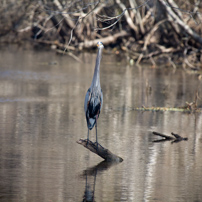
left=0, top=0, right=202, bottom=68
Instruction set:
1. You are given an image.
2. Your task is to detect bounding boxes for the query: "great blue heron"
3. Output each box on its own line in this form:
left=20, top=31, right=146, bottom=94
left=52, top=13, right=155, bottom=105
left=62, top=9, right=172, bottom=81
left=84, top=41, right=104, bottom=146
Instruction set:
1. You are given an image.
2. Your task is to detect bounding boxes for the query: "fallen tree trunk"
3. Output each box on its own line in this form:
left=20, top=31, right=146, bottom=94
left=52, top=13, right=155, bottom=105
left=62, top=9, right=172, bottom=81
left=77, top=139, right=123, bottom=162
left=78, top=30, right=129, bottom=49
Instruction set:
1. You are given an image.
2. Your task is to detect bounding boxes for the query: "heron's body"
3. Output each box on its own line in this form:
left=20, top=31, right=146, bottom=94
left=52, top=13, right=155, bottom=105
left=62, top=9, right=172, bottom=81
left=85, top=87, right=103, bottom=130
left=84, top=42, right=104, bottom=144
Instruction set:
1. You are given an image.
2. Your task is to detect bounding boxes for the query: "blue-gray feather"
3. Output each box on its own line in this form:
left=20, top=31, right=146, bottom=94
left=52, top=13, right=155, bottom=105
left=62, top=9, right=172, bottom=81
left=84, top=88, right=103, bottom=130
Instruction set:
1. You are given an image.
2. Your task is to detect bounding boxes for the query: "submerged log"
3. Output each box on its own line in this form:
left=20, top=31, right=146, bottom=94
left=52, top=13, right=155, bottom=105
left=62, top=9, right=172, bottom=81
left=153, top=131, right=174, bottom=140
left=134, top=106, right=202, bottom=113
left=152, top=131, right=188, bottom=143
left=77, top=139, right=123, bottom=162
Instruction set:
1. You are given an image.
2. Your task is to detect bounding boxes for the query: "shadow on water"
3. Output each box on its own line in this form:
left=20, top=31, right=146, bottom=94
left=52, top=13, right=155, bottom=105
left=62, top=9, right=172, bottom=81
left=81, top=161, right=122, bottom=202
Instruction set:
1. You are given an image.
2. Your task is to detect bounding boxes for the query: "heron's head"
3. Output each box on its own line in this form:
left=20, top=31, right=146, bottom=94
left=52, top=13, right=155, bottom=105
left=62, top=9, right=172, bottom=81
left=97, top=41, right=104, bottom=49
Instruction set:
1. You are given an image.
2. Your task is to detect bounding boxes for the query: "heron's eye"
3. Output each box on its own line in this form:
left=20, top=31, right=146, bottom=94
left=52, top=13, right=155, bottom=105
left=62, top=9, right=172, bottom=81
left=97, top=42, right=103, bottom=47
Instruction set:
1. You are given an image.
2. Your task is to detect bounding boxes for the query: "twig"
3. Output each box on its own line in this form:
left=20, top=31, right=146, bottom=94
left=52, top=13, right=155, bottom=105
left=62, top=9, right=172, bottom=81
left=95, top=0, right=150, bottom=31
left=56, top=49, right=82, bottom=63
left=136, top=19, right=167, bottom=64
left=35, top=39, right=75, bottom=50
left=66, top=0, right=101, bottom=46
left=159, top=0, right=202, bottom=46
left=115, top=0, right=138, bottom=33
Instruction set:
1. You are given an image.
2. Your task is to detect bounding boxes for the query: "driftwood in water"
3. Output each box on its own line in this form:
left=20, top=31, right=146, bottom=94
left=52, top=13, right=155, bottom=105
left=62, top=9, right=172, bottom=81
left=77, top=139, right=123, bottom=162
left=153, top=131, right=174, bottom=140
left=152, top=131, right=188, bottom=143
left=134, top=104, right=202, bottom=113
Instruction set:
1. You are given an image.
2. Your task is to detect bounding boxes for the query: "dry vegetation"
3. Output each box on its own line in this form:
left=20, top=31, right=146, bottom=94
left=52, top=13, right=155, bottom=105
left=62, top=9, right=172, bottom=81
left=0, top=0, right=202, bottom=68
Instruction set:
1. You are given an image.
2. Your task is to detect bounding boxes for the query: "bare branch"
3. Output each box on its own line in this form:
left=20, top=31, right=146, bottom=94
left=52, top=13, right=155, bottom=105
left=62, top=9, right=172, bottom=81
left=159, top=0, right=202, bottom=46
left=95, top=0, right=150, bottom=31
left=78, top=30, right=129, bottom=48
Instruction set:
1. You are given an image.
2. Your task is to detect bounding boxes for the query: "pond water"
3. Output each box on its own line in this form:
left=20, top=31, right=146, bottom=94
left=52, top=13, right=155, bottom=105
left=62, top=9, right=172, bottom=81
left=0, top=46, right=202, bottom=202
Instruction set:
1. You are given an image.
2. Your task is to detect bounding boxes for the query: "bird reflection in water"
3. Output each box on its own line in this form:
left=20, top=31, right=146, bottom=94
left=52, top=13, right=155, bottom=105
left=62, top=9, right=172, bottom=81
left=82, top=169, right=97, bottom=202
left=81, top=161, right=122, bottom=202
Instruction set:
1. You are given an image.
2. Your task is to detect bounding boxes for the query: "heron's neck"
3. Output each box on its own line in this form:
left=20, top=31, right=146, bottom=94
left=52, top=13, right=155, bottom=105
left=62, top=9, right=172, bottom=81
left=91, top=47, right=103, bottom=88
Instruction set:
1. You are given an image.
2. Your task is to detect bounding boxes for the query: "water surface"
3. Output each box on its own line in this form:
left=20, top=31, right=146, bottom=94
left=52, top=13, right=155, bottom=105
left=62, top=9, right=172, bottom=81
left=0, top=46, right=202, bottom=202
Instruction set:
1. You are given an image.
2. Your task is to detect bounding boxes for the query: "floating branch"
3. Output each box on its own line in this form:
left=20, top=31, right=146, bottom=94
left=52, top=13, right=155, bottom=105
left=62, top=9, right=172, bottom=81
left=77, top=139, right=123, bottom=162
left=152, top=131, right=188, bottom=143
left=134, top=106, right=202, bottom=113
left=153, top=131, right=174, bottom=140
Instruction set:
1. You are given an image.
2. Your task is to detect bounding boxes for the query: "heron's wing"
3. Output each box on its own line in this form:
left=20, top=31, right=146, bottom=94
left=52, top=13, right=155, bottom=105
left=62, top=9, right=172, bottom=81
left=84, top=88, right=91, bottom=113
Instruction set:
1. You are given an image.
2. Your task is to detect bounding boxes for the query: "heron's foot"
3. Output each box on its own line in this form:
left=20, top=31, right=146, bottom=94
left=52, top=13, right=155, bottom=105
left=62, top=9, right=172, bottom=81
left=94, top=141, right=99, bottom=151
left=86, top=139, right=89, bottom=146
left=95, top=142, right=105, bottom=149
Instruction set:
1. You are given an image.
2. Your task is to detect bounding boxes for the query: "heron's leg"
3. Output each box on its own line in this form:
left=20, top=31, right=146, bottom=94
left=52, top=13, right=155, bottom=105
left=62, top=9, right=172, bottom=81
left=95, top=115, right=98, bottom=150
left=87, top=128, right=89, bottom=145
left=95, top=121, right=98, bottom=143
